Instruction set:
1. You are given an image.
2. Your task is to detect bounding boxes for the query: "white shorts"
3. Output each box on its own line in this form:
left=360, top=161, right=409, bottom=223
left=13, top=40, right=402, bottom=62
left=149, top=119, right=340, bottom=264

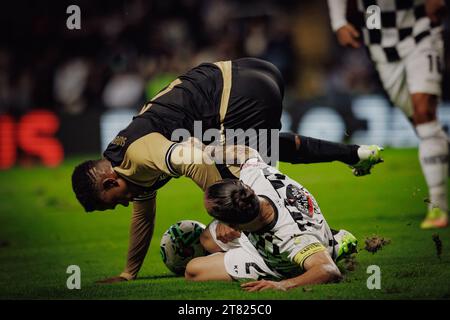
left=208, top=220, right=281, bottom=280
left=375, top=32, right=444, bottom=117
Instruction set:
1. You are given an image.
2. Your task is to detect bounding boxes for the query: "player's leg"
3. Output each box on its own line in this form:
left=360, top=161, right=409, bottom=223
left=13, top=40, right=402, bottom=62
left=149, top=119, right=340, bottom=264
left=185, top=246, right=278, bottom=281
left=376, top=33, right=448, bottom=228
left=188, top=219, right=279, bottom=281
left=406, top=34, right=448, bottom=229
left=185, top=253, right=232, bottom=281
left=279, top=133, right=383, bottom=176
left=185, top=245, right=278, bottom=282
left=412, top=96, right=448, bottom=228
left=412, top=94, right=448, bottom=228
left=228, top=58, right=382, bottom=173
left=186, top=220, right=237, bottom=281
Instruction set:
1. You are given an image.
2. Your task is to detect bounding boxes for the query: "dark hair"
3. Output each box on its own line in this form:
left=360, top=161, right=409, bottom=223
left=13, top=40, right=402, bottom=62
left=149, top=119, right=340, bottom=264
left=71, top=160, right=102, bottom=212
left=205, top=179, right=260, bottom=224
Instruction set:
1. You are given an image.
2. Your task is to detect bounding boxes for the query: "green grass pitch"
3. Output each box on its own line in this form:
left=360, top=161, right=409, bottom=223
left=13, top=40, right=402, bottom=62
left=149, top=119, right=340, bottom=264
left=0, top=148, right=449, bottom=300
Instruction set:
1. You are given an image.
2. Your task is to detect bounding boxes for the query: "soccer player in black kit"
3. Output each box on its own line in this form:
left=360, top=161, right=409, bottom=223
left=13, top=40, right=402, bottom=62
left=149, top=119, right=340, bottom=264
left=71, top=58, right=383, bottom=283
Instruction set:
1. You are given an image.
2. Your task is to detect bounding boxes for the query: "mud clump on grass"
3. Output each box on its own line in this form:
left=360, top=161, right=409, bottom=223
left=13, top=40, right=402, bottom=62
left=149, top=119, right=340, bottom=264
left=364, top=235, right=391, bottom=254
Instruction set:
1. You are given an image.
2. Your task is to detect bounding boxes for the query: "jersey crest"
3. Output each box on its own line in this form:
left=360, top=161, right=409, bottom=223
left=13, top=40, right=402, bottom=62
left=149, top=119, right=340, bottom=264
left=285, top=184, right=317, bottom=218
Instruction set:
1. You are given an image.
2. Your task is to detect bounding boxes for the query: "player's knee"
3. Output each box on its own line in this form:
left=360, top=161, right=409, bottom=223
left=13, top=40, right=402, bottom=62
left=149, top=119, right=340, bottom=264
left=412, top=93, right=438, bottom=124
left=185, top=258, right=202, bottom=281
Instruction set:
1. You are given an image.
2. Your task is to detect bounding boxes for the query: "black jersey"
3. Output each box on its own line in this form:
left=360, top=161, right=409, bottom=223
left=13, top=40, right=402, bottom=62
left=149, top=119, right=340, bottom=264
left=103, top=58, right=284, bottom=196
left=103, top=61, right=228, bottom=168
left=137, top=62, right=225, bottom=138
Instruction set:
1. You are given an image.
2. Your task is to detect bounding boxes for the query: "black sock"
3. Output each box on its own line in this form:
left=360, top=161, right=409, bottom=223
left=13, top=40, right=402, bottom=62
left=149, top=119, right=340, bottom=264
left=279, top=132, right=360, bottom=165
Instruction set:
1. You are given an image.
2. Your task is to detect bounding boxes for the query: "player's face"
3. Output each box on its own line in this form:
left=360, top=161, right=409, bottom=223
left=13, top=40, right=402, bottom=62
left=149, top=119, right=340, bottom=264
left=98, top=177, right=133, bottom=211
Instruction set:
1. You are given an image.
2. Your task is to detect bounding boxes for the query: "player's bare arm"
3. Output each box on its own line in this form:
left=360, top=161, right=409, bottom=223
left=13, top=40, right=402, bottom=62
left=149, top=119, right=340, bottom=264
left=97, top=197, right=157, bottom=283
left=241, top=250, right=342, bottom=292
left=327, top=0, right=360, bottom=48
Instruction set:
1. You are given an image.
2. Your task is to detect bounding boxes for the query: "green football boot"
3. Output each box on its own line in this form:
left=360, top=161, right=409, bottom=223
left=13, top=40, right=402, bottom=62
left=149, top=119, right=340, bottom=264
left=334, top=229, right=358, bottom=261
left=420, top=207, right=448, bottom=229
left=351, top=145, right=384, bottom=177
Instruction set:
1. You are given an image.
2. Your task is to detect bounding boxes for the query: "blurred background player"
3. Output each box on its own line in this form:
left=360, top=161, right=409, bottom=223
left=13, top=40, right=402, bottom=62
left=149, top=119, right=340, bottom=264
left=327, top=0, right=449, bottom=228
left=185, top=152, right=358, bottom=291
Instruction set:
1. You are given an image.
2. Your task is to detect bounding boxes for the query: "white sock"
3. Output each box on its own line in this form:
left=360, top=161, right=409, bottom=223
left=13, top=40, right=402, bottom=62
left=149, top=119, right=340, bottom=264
left=416, top=121, right=449, bottom=213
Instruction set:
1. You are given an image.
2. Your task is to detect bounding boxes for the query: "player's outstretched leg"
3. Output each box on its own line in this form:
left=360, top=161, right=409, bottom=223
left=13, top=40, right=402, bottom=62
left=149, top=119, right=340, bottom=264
left=278, top=133, right=383, bottom=176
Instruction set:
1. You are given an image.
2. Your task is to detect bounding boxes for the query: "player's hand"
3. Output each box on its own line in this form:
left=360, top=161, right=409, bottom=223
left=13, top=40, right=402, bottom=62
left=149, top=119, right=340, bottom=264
left=336, top=24, right=361, bottom=48
left=216, top=222, right=241, bottom=243
left=426, top=0, right=447, bottom=24
left=241, top=280, right=287, bottom=292
left=96, top=276, right=128, bottom=284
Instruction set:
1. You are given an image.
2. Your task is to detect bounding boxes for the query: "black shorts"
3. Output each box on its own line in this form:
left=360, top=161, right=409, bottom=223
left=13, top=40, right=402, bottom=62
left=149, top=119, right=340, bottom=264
left=224, top=57, right=284, bottom=132
left=219, top=58, right=284, bottom=161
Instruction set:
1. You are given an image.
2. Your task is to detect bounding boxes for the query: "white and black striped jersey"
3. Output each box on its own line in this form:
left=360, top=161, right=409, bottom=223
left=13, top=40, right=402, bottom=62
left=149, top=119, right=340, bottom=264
left=328, top=0, right=443, bottom=63
left=239, top=158, right=336, bottom=278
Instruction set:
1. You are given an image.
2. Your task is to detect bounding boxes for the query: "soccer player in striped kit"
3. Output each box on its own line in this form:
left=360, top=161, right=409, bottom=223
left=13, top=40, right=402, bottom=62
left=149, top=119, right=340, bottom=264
left=327, top=0, right=449, bottom=228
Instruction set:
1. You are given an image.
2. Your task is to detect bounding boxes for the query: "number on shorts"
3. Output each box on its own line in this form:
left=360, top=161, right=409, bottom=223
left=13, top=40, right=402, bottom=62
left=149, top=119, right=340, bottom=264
left=245, top=262, right=264, bottom=275
left=427, top=54, right=442, bottom=74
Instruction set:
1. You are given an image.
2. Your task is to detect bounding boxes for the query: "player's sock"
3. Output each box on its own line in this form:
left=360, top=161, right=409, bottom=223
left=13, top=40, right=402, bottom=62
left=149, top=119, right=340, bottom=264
left=278, top=132, right=360, bottom=165
left=416, top=121, right=449, bottom=214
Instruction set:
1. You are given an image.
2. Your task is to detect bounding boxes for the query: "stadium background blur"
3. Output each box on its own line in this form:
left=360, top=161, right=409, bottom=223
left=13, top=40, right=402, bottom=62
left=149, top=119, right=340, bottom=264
left=1, top=0, right=449, bottom=168
left=1, top=1, right=450, bottom=300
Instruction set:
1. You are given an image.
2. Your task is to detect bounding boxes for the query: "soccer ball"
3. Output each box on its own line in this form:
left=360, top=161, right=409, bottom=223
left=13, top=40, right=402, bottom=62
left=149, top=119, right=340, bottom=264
left=160, top=220, right=207, bottom=275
